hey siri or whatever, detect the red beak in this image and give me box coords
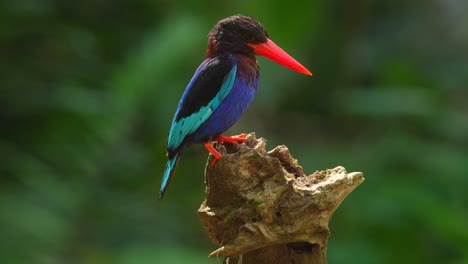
[248,38,312,76]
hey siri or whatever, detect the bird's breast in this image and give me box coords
[233,54,260,89]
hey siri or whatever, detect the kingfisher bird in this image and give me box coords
[160,15,312,199]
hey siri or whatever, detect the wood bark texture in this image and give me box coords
[198,133,364,264]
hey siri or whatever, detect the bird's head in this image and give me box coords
[207,15,312,76]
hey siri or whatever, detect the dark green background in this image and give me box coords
[1,0,467,263]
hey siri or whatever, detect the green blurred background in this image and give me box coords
[1,0,467,263]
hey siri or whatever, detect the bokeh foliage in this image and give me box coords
[1,0,467,263]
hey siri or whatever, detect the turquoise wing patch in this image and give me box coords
[167,63,237,150]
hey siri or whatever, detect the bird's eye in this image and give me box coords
[243,33,254,42]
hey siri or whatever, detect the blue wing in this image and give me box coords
[167,55,237,154]
[160,55,237,199]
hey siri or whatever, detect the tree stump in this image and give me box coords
[198,133,364,264]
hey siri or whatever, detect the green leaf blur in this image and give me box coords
[1,1,466,263]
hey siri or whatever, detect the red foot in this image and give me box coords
[204,142,222,166]
[214,133,247,144]
[204,134,247,166]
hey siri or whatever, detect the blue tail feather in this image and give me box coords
[160,153,180,199]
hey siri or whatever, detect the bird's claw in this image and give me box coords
[204,134,248,166]
[204,142,222,166]
[215,133,247,144]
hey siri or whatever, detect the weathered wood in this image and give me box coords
[198,133,364,263]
